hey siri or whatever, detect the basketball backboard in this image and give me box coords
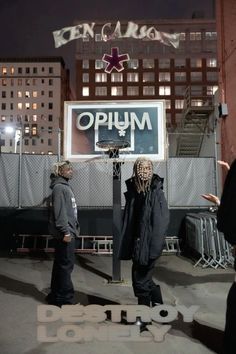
[64,100,167,161]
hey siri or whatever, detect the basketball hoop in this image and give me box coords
[95,139,130,177]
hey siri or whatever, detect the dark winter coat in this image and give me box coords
[49,176,80,240]
[118,174,169,265]
[217,159,236,245]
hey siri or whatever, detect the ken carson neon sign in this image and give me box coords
[53,21,180,48]
[76,111,153,134]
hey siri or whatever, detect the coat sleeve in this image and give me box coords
[52,185,70,235]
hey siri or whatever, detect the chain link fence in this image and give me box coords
[0,154,217,209]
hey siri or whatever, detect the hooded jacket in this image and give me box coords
[118,174,169,265]
[49,175,79,239]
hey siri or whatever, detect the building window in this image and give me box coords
[127,73,139,82]
[10,103,13,110]
[175,86,185,95]
[33,67,37,74]
[174,59,186,68]
[24,126,30,135]
[82,73,89,82]
[18,79,22,86]
[18,103,23,109]
[127,59,139,69]
[95,87,107,96]
[33,91,38,98]
[10,91,13,98]
[175,99,184,109]
[159,59,170,68]
[26,79,30,86]
[2,79,7,86]
[48,126,53,134]
[111,73,123,82]
[18,68,22,74]
[191,99,203,107]
[42,67,45,72]
[127,87,139,96]
[32,103,37,110]
[190,58,202,68]
[179,32,186,41]
[24,139,29,146]
[111,86,123,96]
[95,33,102,41]
[49,79,53,85]
[82,87,89,96]
[174,72,186,82]
[159,86,171,95]
[26,67,30,74]
[207,85,218,95]
[10,67,14,74]
[25,115,30,122]
[82,60,89,69]
[143,72,155,82]
[48,139,52,146]
[1,103,6,110]
[190,72,202,81]
[143,59,154,69]
[48,115,53,122]
[2,67,7,75]
[205,32,217,40]
[143,86,155,96]
[25,91,30,98]
[159,72,170,82]
[32,115,37,122]
[48,91,53,98]
[95,73,107,82]
[190,32,202,40]
[48,103,53,109]
[164,100,171,109]
[1,115,6,121]
[206,72,218,81]
[49,67,53,74]
[32,125,37,136]
[2,91,6,98]
[95,60,105,69]
[25,103,30,110]
[206,58,217,67]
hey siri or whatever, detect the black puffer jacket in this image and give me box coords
[118,174,169,265]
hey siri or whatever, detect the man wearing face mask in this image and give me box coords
[46,160,80,307]
[119,157,169,308]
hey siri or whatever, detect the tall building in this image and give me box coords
[75,18,218,133]
[216,0,236,165]
[0,57,70,155]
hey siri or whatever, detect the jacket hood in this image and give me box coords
[125,173,164,192]
[50,175,69,189]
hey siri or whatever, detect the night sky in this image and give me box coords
[0,0,215,84]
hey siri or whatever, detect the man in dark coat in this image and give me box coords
[119,157,169,307]
[46,160,80,307]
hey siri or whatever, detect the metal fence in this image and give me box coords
[0,153,217,208]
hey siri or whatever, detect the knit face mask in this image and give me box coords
[133,158,153,193]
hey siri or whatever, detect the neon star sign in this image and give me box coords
[102,47,130,73]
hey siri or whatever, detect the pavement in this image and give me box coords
[0,251,234,354]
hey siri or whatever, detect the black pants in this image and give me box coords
[132,258,161,304]
[50,238,75,305]
[223,281,236,353]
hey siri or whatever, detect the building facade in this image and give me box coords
[216,0,236,166]
[0,57,70,155]
[75,19,218,130]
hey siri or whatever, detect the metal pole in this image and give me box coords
[17,129,22,209]
[57,128,61,162]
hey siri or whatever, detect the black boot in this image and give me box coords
[151,285,163,307]
[136,296,151,332]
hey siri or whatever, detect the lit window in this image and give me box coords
[82,87,89,96]
[1,115,6,121]
[111,73,123,82]
[95,73,107,82]
[24,126,30,135]
[127,59,139,69]
[32,103,37,110]
[175,100,184,109]
[33,91,38,98]
[2,67,7,75]
[191,100,203,107]
[207,58,217,67]
[32,115,37,122]
[111,86,123,96]
[159,59,170,68]
[164,100,171,109]
[159,72,170,82]
[127,87,139,96]
[2,79,7,86]
[82,60,89,69]
[32,125,37,136]
[95,60,105,69]
[95,87,107,96]
[18,103,23,109]
[10,67,14,74]
[127,73,139,82]
[143,72,155,82]
[48,127,53,134]
[205,32,217,40]
[190,32,201,40]
[25,91,30,98]
[143,59,154,69]
[143,86,155,95]
[207,86,218,95]
[174,72,186,81]
[25,103,30,109]
[82,73,89,82]
[159,86,171,95]
[95,33,102,41]
[190,72,202,81]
